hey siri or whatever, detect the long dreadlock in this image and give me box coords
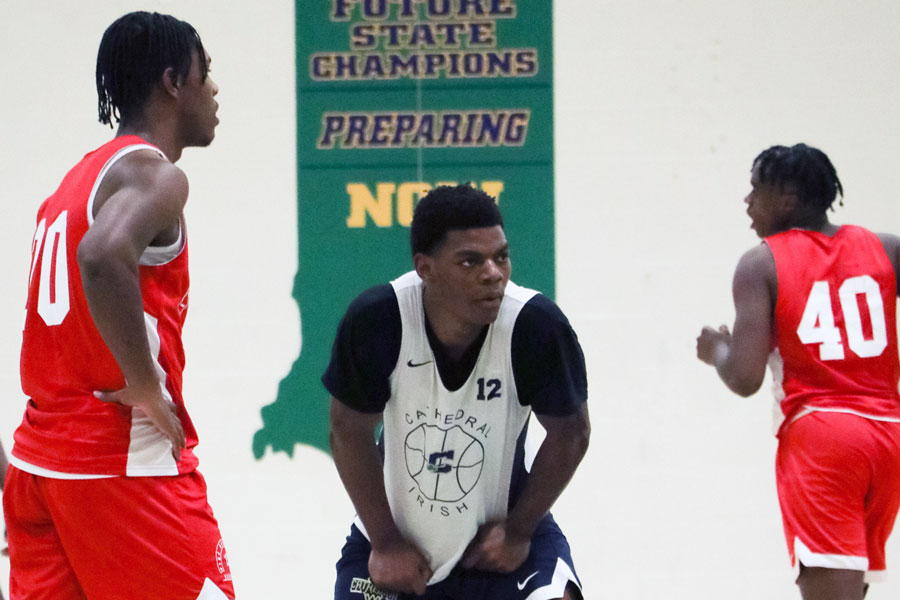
[752,143,845,211]
[96,11,207,127]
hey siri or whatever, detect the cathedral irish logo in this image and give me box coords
[404,424,485,502]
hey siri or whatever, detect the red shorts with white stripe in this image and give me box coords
[3,466,235,599]
[776,411,900,579]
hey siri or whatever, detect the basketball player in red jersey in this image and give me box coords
[698,144,900,600]
[4,12,233,599]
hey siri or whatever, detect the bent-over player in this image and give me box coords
[325,185,591,599]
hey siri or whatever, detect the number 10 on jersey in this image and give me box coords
[29,211,70,326]
[796,275,888,360]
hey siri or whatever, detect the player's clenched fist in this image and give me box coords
[697,324,731,367]
[368,537,433,596]
[460,521,531,573]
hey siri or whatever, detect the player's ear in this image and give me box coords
[778,187,799,213]
[161,67,180,98]
[413,253,432,281]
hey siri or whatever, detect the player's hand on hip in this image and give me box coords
[94,382,186,461]
[368,537,432,596]
[696,324,732,366]
[460,521,531,573]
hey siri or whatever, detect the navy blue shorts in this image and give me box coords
[334,514,582,600]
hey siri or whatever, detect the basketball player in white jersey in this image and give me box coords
[324,184,591,599]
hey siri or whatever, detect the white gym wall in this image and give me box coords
[2,1,900,598]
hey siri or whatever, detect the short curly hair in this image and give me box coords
[410,185,504,256]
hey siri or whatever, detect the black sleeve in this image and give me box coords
[321,284,401,413]
[511,294,588,416]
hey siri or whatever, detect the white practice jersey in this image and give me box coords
[381,271,538,584]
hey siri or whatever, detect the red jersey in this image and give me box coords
[14,136,199,476]
[767,225,900,435]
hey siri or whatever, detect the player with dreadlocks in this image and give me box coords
[4,11,232,599]
[698,144,900,600]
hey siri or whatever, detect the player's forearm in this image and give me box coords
[79,251,158,388]
[506,410,590,538]
[713,341,765,397]
[0,438,8,490]
[698,329,763,397]
[330,408,403,549]
[717,362,762,397]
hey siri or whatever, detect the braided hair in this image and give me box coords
[752,143,844,211]
[96,11,207,127]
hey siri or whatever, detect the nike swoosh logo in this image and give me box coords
[407,359,433,368]
[517,570,540,590]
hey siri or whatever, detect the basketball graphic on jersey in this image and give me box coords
[404,424,484,502]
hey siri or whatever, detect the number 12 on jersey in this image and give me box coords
[476,378,501,401]
[796,275,887,360]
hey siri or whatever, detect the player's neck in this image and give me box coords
[784,213,837,236]
[116,120,182,163]
[422,293,485,360]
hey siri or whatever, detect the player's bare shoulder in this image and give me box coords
[875,232,900,290]
[82,148,188,257]
[95,148,188,218]
[875,232,900,251]
[734,242,776,288]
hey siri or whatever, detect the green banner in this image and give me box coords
[253,0,554,457]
